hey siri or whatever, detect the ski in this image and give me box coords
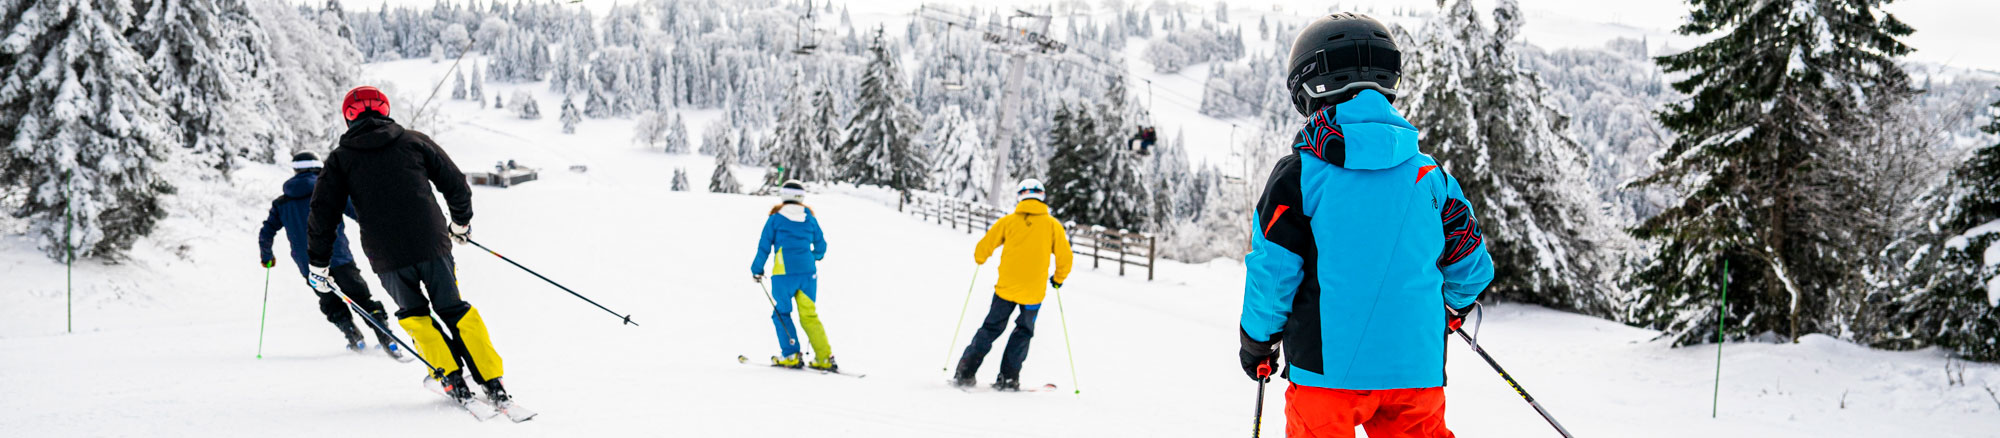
[949,381,1060,394]
[484,399,538,423]
[421,376,500,421]
[735,355,865,378]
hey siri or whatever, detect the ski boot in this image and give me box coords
[439,373,476,403]
[808,355,838,372]
[367,312,399,357]
[949,368,976,388]
[481,377,511,404]
[383,343,407,360]
[335,320,366,352]
[771,353,804,369]
[991,375,1021,392]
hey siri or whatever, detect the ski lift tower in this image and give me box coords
[980,9,1066,208]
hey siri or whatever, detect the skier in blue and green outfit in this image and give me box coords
[751,180,837,371]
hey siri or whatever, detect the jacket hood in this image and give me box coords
[282,172,317,199]
[1293,89,1419,170]
[340,116,403,150]
[776,203,809,222]
[1013,199,1049,216]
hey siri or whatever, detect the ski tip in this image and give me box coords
[736,355,749,364]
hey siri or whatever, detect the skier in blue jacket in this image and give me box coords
[1238,14,1494,438]
[751,180,837,371]
[258,152,401,357]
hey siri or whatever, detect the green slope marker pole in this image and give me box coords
[1713,260,1728,418]
[257,267,272,359]
[64,170,73,334]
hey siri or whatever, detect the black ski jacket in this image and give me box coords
[308,116,473,273]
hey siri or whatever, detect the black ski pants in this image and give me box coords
[313,263,390,338]
[380,255,495,381]
[958,294,1040,380]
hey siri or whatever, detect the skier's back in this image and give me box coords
[953,179,1075,391]
[750,180,837,371]
[1238,13,1494,438]
[307,86,511,405]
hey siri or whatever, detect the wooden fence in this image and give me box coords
[905,192,1155,280]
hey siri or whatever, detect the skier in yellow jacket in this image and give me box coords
[952,179,1075,391]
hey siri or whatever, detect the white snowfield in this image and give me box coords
[4,65,1999,437]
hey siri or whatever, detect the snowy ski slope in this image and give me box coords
[5,53,2000,438]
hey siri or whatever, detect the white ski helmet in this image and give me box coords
[1016,179,1046,202]
[780,180,807,203]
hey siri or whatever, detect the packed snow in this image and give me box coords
[4,55,1999,436]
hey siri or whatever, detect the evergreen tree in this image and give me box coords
[509,90,539,119]
[662,112,690,154]
[766,84,827,182]
[469,63,485,102]
[1045,103,1100,223]
[0,0,178,259]
[453,71,468,100]
[834,28,928,193]
[135,0,265,173]
[926,105,989,203]
[671,167,691,191]
[1401,0,1615,316]
[1875,90,2000,360]
[559,95,581,134]
[710,143,742,194]
[1630,0,1915,344]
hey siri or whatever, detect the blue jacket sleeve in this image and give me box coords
[809,215,827,261]
[751,215,777,275]
[1436,173,1494,310]
[1241,155,1311,343]
[258,203,282,262]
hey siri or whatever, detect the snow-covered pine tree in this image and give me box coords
[662,112,690,154]
[926,105,989,203]
[709,143,742,194]
[1873,90,2000,360]
[1089,78,1150,232]
[700,119,733,156]
[453,71,468,100]
[1630,0,1915,344]
[469,64,486,102]
[494,93,504,109]
[765,83,826,182]
[510,90,539,119]
[1045,103,1102,224]
[559,95,581,134]
[1400,0,1615,316]
[0,0,178,259]
[735,128,761,166]
[135,0,266,173]
[671,167,691,191]
[834,28,928,193]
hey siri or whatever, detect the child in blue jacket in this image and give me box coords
[751,180,836,371]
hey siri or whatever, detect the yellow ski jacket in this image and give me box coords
[973,199,1075,305]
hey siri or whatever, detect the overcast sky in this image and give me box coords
[336,0,1999,72]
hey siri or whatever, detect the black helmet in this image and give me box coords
[1286,13,1402,117]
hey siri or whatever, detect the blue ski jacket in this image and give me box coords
[752,202,828,276]
[1240,90,1495,390]
[260,172,359,277]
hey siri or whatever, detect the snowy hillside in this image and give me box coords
[4,48,1999,436]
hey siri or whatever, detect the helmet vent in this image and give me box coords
[1335,75,1350,82]
[1330,33,1345,41]
[1374,32,1389,38]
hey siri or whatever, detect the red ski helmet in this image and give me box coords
[341,86,391,121]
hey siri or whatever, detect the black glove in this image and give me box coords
[1239,328,1280,381]
[1049,277,1063,289]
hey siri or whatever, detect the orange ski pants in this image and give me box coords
[1285,384,1455,438]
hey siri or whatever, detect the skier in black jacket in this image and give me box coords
[306,86,509,404]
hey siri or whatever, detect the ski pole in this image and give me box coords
[257,267,271,359]
[1252,360,1273,438]
[327,282,447,379]
[465,239,638,326]
[1051,284,1081,394]
[941,265,982,373]
[1448,307,1573,438]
